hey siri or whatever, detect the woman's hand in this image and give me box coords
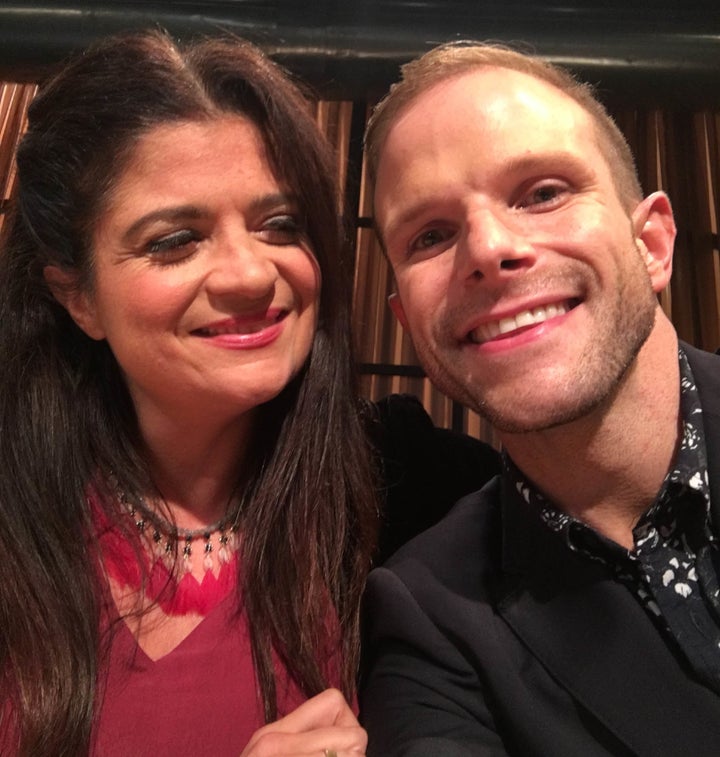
[240,688,367,756]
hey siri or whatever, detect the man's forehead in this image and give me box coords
[386,67,589,148]
[375,67,598,205]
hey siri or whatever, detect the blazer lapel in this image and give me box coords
[495,475,720,757]
[684,343,720,523]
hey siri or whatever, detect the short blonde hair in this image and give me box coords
[365,42,642,211]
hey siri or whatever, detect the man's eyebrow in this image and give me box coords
[500,151,590,177]
[120,193,297,244]
[382,197,446,248]
[499,152,599,199]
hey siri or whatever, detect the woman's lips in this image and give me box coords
[192,309,286,337]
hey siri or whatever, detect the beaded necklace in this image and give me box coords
[96,484,242,617]
[121,489,241,576]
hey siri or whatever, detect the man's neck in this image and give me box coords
[501,317,681,550]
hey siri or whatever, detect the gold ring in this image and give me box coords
[324,751,338,757]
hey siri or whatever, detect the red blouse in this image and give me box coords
[91,593,307,756]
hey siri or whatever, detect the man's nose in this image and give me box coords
[458,208,537,283]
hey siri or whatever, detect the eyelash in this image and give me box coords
[517,181,568,209]
[408,227,455,255]
[147,229,200,255]
[261,213,304,243]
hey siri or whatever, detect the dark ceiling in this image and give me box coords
[1,1,719,106]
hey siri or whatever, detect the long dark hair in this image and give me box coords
[0,30,377,755]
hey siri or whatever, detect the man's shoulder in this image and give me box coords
[682,341,720,379]
[381,476,503,594]
[683,341,720,417]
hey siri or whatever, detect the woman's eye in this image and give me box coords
[147,229,201,260]
[408,227,454,254]
[261,214,304,244]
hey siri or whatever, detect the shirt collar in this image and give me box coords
[504,347,712,557]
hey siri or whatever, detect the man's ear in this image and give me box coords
[43,265,105,340]
[631,191,676,294]
[388,291,409,331]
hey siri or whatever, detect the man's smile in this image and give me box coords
[467,298,580,344]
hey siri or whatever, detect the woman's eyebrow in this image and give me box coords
[249,192,298,213]
[122,206,205,244]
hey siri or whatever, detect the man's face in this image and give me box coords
[375,68,664,433]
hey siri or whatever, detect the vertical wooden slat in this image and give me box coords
[691,114,720,350]
[661,112,700,344]
[0,82,37,234]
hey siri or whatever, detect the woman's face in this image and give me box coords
[64,117,320,430]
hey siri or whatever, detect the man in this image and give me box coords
[360,43,720,756]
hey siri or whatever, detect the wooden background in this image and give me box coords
[2,86,718,443]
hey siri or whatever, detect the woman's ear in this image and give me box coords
[43,265,105,340]
[631,191,676,294]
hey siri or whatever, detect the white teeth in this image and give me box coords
[498,316,517,335]
[515,311,535,328]
[220,323,264,335]
[196,312,284,337]
[197,322,267,337]
[469,301,571,344]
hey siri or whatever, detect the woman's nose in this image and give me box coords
[205,234,278,298]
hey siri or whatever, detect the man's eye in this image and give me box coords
[409,227,453,253]
[519,182,568,208]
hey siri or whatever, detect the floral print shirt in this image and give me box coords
[506,348,720,692]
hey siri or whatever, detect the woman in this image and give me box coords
[0,29,378,755]
[0,30,500,756]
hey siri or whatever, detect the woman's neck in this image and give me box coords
[135,405,258,528]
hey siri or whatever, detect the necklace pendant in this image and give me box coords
[162,540,175,571]
[182,537,193,574]
[152,530,164,558]
[203,540,213,572]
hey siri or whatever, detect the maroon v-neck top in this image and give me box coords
[91,593,308,755]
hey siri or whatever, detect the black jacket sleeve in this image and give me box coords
[362,565,508,756]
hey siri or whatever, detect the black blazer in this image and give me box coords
[361,344,720,757]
